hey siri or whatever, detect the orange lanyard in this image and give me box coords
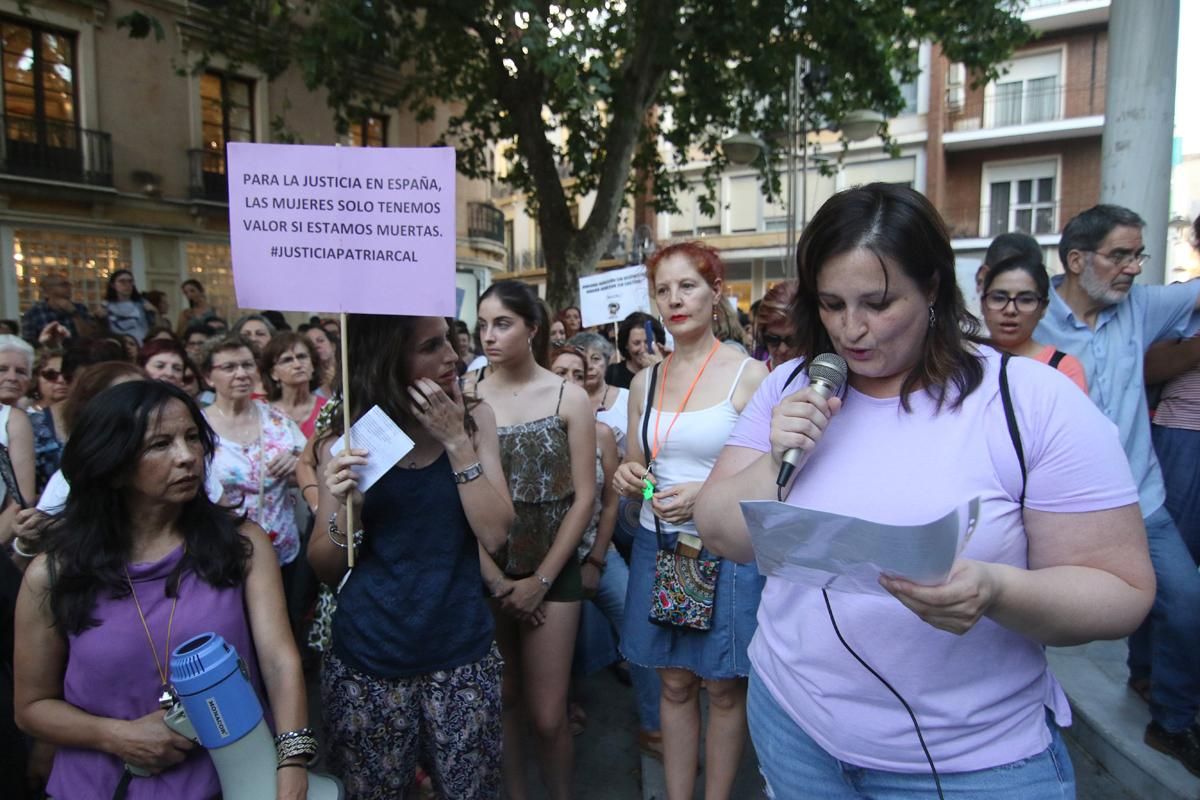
[649,339,721,467]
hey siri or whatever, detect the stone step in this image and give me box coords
[1048,640,1200,800]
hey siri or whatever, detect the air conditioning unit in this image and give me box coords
[946,63,966,112]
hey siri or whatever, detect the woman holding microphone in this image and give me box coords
[696,184,1153,799]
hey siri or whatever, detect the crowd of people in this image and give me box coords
[0,183,1196,800]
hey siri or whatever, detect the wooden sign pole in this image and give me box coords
[339,311,355,568]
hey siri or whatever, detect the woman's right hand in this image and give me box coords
[323,448,368,508]
[613,461,651,500]
[113,710,195,774]
[769,386,843,467]
[634,343,667,370]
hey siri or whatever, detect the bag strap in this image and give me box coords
[1048,349,1068,370]
[782,361,807,392]
[640,363,665,542]
[999,353,1027,507]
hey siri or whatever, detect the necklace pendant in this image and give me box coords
[158,685,175,709]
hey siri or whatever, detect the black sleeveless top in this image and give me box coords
[332,452,493,677]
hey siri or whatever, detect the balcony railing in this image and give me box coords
[188,148,228,203]
[0,114,112,186]
[949,83,1104,132]
[468,201,505,244]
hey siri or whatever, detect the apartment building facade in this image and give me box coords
[495,0,1111,315]
[0,0,506,330]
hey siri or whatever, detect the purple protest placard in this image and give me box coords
[226,143,456,315]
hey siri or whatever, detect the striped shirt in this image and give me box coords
[1154,335,1200,431]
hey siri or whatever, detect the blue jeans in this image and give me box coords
[1126,504,1200,731]
[587,548,661,731]
[747,670,1075,799]
[1152,425,1200,562]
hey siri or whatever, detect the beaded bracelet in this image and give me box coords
[275,729,318,766]
[326,512,363,550]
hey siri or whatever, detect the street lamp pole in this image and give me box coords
[786,54,810,278]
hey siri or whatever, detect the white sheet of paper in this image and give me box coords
[739,497,981,595]
[331,405,415,493]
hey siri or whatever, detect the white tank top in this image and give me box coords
[638,358,752,537]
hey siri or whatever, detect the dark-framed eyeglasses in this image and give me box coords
[983,291,1044,313]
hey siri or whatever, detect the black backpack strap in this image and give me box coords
[1048,349,1067,370]
[999,353,1027,506]
[782,361,807,392]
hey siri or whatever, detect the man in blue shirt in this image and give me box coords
[1035,204,1200,775]
[19,273,96,345]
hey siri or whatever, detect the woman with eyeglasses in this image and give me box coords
[201,334,305,571]
[28,349,70,493]
[980,255,1087,392]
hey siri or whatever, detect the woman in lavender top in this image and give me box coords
[13,380,309,799]
[696,184,1154,799]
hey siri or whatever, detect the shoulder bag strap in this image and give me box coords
[1048,349,1068,370]
[999,352,1027,507]
[640,364,665,543]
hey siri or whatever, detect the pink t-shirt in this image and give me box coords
[1032,344,1087,393]
[727,347,1136,773]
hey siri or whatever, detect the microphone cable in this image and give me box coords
[822,589,944,800]
[776,484,944,799]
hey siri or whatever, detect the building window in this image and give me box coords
[983,160,1058,237]
[13,229,130,313]
[668,182,721,237]
[986,51,1061,129]
[200,71,255,156]
[2,19,85,180]
[185,242,236,320]
[350,115,387,147]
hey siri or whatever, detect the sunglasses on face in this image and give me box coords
[762,334,795,349]
[40,369,64,382]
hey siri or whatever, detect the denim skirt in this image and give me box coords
[620,525,765,679]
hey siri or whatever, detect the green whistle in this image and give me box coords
[642,476,655,501]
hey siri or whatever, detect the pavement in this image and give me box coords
[307,650,1146,799]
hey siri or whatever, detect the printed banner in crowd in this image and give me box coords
[226,142,456,316]
[579,264,652,327]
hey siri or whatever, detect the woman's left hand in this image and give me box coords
[501,576,549,624]
[409,378,468,447]
[650,482,703,525]
[880,560,1000,635]
[266,449,300,479]
[276,763,308,800]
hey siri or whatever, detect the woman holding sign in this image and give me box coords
[469,281,595,800]
[311,315,511,800]
[611,242,766,800]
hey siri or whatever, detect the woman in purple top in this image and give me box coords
[13,380,310,800]
[696,184,1155,799]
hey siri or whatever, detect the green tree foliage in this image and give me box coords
[163,0,1029,307]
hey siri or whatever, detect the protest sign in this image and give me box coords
[226,142,456,316]
[578,264,651,327]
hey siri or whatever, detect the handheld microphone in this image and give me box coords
[776,352,848,488]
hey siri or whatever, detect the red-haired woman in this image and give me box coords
[137,339,188,389]
[612,242,767,800]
